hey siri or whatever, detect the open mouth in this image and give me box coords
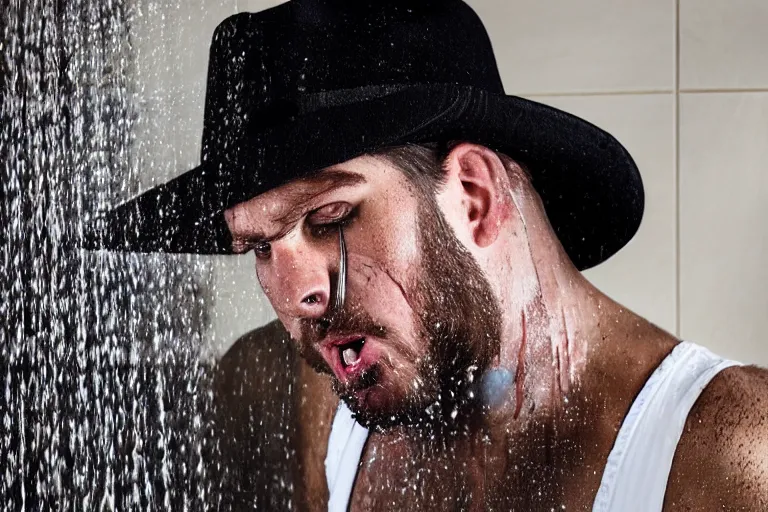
[338,337,365,369]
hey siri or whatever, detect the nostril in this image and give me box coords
[302,293,320,305]
[299,291,329,316]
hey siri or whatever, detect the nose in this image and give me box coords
[262,237,335,321]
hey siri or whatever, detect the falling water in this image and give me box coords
[0,1,227,509]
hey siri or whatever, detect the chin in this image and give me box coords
[336,370,455,432]
[343,398,421,431]
[342,367,485,436]
[333,370,406,427]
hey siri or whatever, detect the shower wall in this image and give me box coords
[2,1,215,508]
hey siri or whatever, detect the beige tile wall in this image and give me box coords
[131,1,768,365]
[679,92,768,364]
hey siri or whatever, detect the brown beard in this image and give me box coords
[298,192,503,433]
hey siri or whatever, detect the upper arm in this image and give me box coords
[210,320,338,512]
[665,365,768,511]
[209,321,301,509]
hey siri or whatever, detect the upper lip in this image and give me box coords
[320,334,365,350]
[319,334,366,376]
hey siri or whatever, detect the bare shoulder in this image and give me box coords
[214,319,296,393]
[211,321,338,511]
[665,364,768,511]
[209,321,301,509]
[212,320,299,444]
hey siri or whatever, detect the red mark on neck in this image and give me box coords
[514,310,527,419]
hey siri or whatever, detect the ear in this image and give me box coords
[442,143,510,248]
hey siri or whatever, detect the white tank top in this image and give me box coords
[324,342,740,512]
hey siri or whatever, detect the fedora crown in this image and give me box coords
[201,0,503,170]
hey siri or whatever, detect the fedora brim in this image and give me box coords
[82,84,643,271]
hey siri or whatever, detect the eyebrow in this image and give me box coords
[230,168,366,251]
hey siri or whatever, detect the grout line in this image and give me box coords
[674,0,681,338]
[520,89,673,98]
[680,87,768,94]
[521,89,768,101]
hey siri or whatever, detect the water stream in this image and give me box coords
[1,1,223,508]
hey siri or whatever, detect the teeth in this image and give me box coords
[342,347,359,366]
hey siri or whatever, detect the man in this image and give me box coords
[86,0,768,510]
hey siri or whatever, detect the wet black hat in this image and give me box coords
[84,0,643,270]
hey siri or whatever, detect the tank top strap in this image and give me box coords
[323,342,738,512]
[325,401,369,512]
[592,341,741,511]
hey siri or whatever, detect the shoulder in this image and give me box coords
[208,321,300,508]
[665,363,768,510]
[214,319,295,391]
[212,320,299,433]
[211,321,337,511]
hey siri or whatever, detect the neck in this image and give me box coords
[361,269,677,509]
[477,193,678,438]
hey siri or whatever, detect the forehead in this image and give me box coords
[223,154,404,236]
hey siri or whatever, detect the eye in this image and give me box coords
[306,202,355,236]
[232,238,272,260]
[252,240,272,259]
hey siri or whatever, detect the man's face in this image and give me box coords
[225,154,501,429]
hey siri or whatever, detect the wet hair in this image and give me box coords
[370,142,451,197]
[371,141,532,199]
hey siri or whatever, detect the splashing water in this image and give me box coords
[0,1,229,509]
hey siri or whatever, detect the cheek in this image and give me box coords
[347,252,420,332]
[346,256,430,371]
[254,268,280,310]
[352,192,421,269]
[275,311,299,340]
[435,185,472,247]
[252,266,299,337]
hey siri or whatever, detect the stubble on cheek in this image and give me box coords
[286,254,424,384]
[347,253,422,340]
[336,255,432,412]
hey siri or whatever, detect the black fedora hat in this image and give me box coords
[84,0,643,271]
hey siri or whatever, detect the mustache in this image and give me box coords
[297,301,388,347]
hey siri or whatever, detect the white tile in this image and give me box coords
[680,0,768,90]
[467,0,675,94]
[679,92,768,366]
[236,0,286,12]
[527,94,677,332]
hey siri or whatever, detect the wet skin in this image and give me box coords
[225,157,440,423]
[221,144,768,510]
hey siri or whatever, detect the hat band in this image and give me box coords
[295,83,414,113]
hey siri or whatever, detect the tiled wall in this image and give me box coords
[132,1,768,364]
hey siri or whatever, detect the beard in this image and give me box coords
[299,193,503,433]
